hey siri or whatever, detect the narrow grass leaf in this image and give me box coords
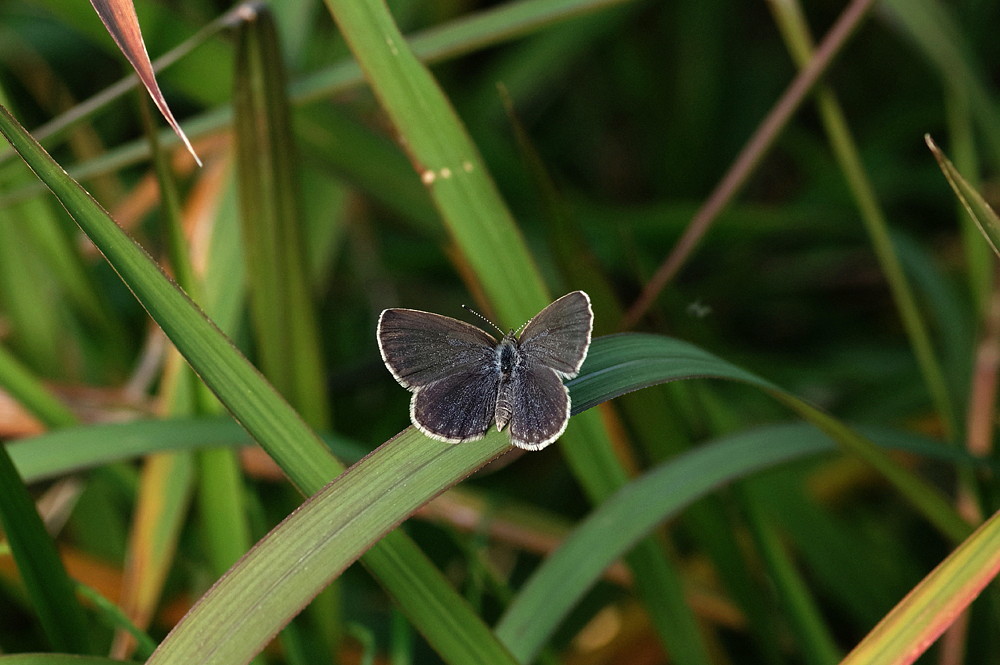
[0,344,78,428]
[495,425,838,662]
[568,334,970,543]
[233,6,330,428]
[144,429,513,665]
[89,0,201,165]
[927,134,1000,259]
[0,444,91,654]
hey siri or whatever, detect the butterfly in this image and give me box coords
[377,291,593,450]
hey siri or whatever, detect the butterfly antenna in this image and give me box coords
[462,304,506,335]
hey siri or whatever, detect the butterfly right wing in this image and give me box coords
[518,291,593,378]
[377,308,498,389]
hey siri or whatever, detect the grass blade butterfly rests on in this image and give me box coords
[378,291,593,450]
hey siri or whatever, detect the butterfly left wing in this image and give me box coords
[411,367,501,443]
[518,291,593,378]
[377,308,497,389]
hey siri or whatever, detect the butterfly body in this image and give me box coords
[377,291,593,450]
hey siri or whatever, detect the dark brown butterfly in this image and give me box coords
[377,291,593,450]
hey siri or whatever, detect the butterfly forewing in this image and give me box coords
[518,291,593,378]
[378,308,497,389]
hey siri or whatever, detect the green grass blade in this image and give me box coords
[0,444,91,654]
[495,425,838,662]
[233,7,330,428]
[145,429,513,665]
[927,135,1000,259]
[0,343,78,428]
[568,334,970,543]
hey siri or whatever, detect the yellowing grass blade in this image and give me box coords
[840,508,1000,665]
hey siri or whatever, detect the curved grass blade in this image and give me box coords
[494,424,838,661]
[570,334,970,544]
[0,104,521,665]
[145,429,512,665]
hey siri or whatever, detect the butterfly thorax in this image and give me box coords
[498,332,520,375]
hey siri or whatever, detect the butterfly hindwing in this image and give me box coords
[504,361,571,450]
[411,367,501,443]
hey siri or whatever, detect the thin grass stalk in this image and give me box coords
[768,0,958,440]
[233,6,331,430]
[623,0,877,327]
[742,483,840,665]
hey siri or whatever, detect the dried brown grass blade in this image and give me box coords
[90,0,202,166]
